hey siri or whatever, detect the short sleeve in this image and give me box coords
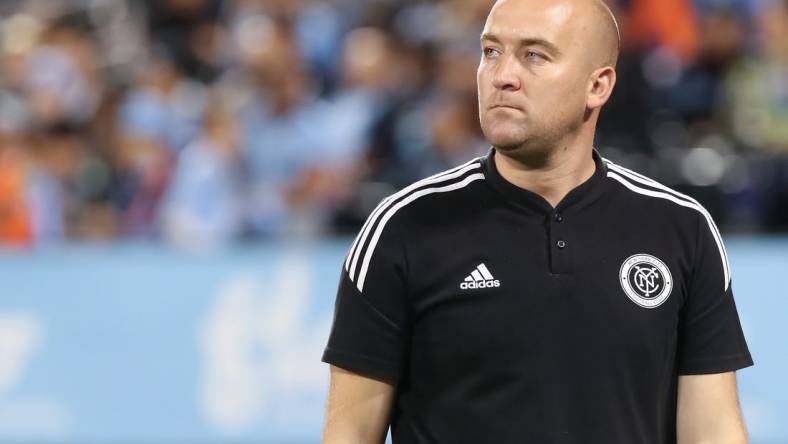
[677,212,753,375]
[321,209,410,383]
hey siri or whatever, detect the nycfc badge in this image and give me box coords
[619,254,673,308]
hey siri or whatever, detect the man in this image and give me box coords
[321,0,753,442]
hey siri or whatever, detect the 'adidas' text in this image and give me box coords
[459,263,501,290]
[460,280,500,290]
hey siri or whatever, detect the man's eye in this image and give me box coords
[525,51,543,60]
[483,47,499,57]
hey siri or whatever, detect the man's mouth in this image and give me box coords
[490,104,522,111]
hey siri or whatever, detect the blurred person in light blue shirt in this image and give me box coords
[117,50,205,154]
[235,22,399,237]
[160,94,243,249]
[232,18,351,237]
[114,51,206,235]
[321,27,394,168]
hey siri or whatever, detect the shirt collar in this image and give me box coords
[481,146,608,215]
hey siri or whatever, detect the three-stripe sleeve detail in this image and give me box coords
[604,159,731,290]
[346,159,485,292]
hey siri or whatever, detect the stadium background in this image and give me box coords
[0,0,786,442]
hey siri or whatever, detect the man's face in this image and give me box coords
[477,0,592,156]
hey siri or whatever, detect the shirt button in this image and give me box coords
[555,213,564,222]
[556,240,567,249]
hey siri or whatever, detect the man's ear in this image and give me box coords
[587,66,617,110]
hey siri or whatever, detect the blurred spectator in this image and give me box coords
[145,0,226,82]
[160,93,243,248]
[622,0,700,63]
[117,51,204,155]
[724,0,788,153]
[663,7,745,127]
[23,20,101,127]
[721,0,788,229]
[113,51,205,235]
[229,17,334,236]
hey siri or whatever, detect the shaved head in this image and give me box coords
[485,0,620,68]
[589,0,620,68]
[477,0,619,160]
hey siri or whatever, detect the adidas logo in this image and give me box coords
[460,263,501,290]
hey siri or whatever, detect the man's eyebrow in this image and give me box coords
[480,33,562,57]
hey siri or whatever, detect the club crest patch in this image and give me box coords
[619,254,673,308]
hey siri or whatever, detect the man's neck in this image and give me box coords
[494,144,597,208]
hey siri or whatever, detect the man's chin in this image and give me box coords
[482,123,529,149]
[484,133,528,152]
[490,141,525,152]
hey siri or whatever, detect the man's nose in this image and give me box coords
[491,54,521,91]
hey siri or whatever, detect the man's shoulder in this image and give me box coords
[375,157,489,223]
[602,156,710,224]
[603,156,732,288]
[343,157,488,293]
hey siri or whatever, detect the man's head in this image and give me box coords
[477,0,619,160]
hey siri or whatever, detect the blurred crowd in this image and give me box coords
[0,0,787,248]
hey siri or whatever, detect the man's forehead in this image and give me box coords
[481,0,620,67]
[482,0,577,42]
[490,0,575,21]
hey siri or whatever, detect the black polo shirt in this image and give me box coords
[322,147,753,443]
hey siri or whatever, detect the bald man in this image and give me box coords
[321,1,752,442]
[476,0,618,208]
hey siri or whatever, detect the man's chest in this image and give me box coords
[403,211,692,379]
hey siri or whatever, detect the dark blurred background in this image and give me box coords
[0,1,787,443]
[1,0,787,250]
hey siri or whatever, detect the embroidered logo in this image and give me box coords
[619,254,673,308]
[460,263,500,290]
